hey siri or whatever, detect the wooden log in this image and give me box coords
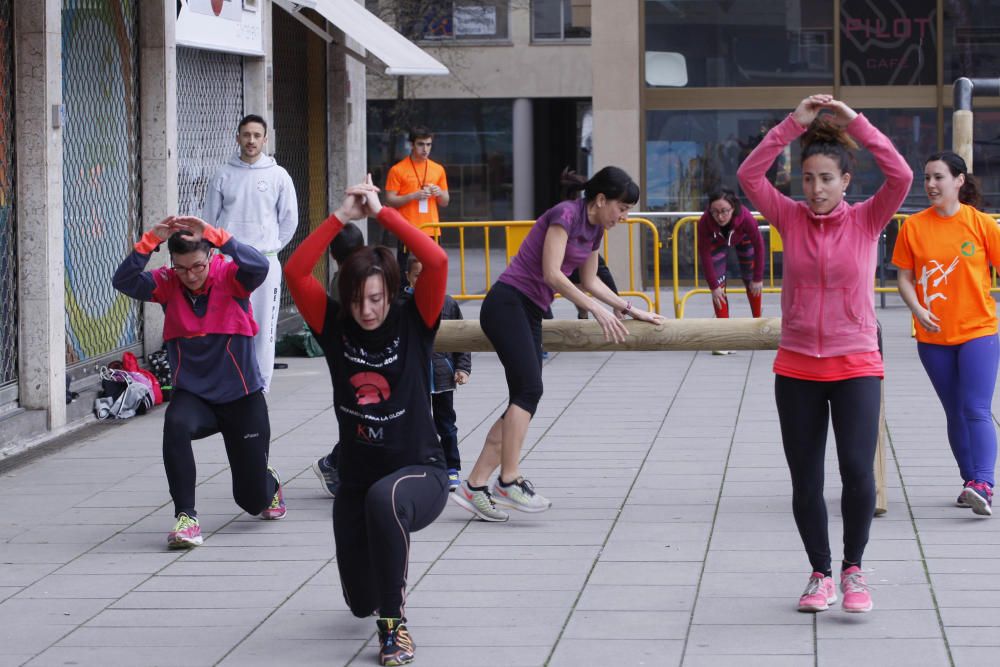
[434,317,782,353]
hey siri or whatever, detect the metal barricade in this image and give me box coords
[0,0,15,393]
[419,219,661,313]
[176,47,244,216]
[62,0,143,367]
[670,212,939,318]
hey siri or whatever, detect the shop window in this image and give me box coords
[945,0,1000,83]
[532,0,590,41]
[645,109,792,211]
[840,0,936,85]
[644,0,832,88]
[415,1,510,41]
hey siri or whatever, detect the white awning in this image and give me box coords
[273,0,449,77]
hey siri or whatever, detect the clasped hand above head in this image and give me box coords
[150,215,210,242]
[335,174,383,221]
[792,94,859,128]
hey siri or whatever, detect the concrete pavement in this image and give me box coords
[0,293,997,666]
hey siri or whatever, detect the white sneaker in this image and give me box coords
[491,477,552,513]
[450,481,509,522]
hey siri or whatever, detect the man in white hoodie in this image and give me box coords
[203,114,298,391]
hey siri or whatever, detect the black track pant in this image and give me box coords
[480,282,544,416]
[334,465,449,619]
[162,389,275,518]
[774,375,881,574]
[432,391,460,470]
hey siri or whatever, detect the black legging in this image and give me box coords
[480,282,544,416]
[162,389,275,518]
[774,375,881,574]
[334,465,449,619]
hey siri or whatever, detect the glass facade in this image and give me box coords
[639,1,1000,283]
[367,99,513,223]
[644,0,833,87]
[944,0,1000,81]
[646,109,789,212]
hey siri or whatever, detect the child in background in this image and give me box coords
[402,256,471,490]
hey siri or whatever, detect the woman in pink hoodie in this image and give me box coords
[738,94,912,614]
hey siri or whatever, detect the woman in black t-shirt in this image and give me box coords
[285,177,449,667]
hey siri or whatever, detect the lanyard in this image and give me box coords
[408,157,429,188]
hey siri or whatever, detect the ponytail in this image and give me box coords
[800,116,857,174]
[926,151,982,209]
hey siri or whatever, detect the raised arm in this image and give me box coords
[112,219,174,302]
[695,210,719,286]
[377,206,447,328]
[284,213,344,333]
[847,112,913,237]
[743,208,766,283]
[736,116,805,232]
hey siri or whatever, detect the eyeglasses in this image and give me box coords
[711,207,734,217]
[173,261,209,275]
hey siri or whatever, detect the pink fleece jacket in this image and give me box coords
[737,113,912,358]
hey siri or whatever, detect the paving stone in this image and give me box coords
[1,302,983,664]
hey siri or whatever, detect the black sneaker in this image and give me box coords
[377,618,415,666]
[311,456,340,498]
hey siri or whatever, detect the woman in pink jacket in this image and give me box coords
[738,94,912,614]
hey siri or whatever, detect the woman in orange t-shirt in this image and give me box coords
[892,151,1000,517]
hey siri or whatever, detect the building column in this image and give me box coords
[513,97,534,220]
[590,2,642,292]
[14,0,65,428]
[138,1,178,356]
[244,1,272,144]
[328,16,368,245]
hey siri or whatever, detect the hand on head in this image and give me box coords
[793,95,857,128]
[150,215,207,242]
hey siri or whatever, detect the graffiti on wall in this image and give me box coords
[62,0,142,365]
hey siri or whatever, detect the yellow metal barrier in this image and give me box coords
[672,213,912,318]
[419,218,662,314]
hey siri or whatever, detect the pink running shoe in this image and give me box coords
[956,481,974,508]
[840,566,873,613]
[167,513,202,549]
[960,481,993,517]
[260,466,287,520]
[798,572,837,612]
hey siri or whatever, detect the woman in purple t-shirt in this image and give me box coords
[450,166,664,521]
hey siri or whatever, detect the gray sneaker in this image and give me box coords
[491,477,552,513]
[450,481,509,522]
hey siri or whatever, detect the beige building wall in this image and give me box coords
[591,1,642,291]
[367,1,591,100]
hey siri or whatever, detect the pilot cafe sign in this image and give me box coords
[176,0,264,56]
[840,2,936,86]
